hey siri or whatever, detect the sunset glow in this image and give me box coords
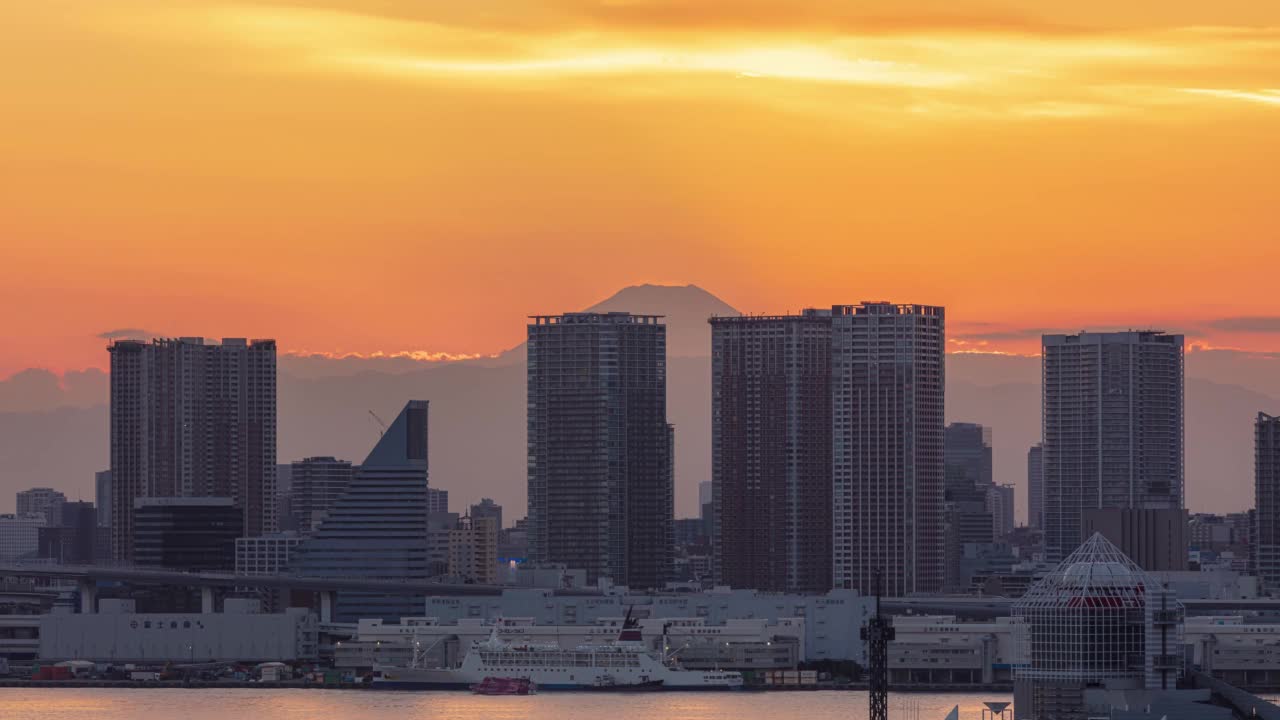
[3,0,1279,375]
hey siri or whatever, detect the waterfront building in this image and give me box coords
[288,457,354,532]
[527,312,673,588]
[108,337,277,561]
[889,615,1025,687]
[38,598,318,663]
[709,311,833,593]
[0,514,47,561]
[1027,445,1043,531]
[133,497,242,572]
[1041,331,1184,562]
[1014,533,1184,719]
[1257,413,1280,591]
[15,488,66,524]
[1186,616,1280,691]
[832,302,945,596]
[292,401,434,621]
[95,471,112,530]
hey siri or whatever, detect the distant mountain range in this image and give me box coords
[1,285,1276,520]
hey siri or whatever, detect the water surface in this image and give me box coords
[0,688,1011,720]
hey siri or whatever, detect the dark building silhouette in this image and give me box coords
[709,311,832,593]
[944,423,993,502]
[1041,331,1183,561]
[527,313,673,588]
[132,497,242,572]
[109,337,277,561]
[37,501,107,565]
[832,302,945,596]
[1027,444,1043,531]
[1256,413,1280,589]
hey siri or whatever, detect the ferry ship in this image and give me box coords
[373,613,744,691]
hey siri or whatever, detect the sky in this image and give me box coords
[3,0,1280,377]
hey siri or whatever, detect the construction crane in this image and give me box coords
[862,569,894,720]
[367,410,388,437]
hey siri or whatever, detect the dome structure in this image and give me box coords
[1014,533,1184,719]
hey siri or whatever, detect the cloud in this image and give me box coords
[97,328,154,340]
[1206,316,1280,333]
[1181,88,1280,107]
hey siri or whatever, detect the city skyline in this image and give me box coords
[2,283,1277,525]
[4,2,1280,377]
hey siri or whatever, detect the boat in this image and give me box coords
[373,611,743,691]
[472,676,536,695]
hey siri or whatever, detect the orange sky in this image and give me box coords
[2,0,1279,376]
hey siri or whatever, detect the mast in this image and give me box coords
[861,569,894,720]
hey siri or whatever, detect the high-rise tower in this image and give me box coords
[831,302,945,596]
[1041,331,1183,562]
[710,310,832,593]
[527,312,673,588]
[1255,413,1280,590]
[108,337,277,561]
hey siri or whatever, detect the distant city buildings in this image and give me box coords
[289,457,355,533]
[1256,413,1280,590]
[16,488,66,524]
[37,501,106,565]
[470,498,502,531]
[0,514,47,561]
[945,423,992,502]
[1041,331,1184,562]
[1082,507,1189,571]
[832,302,945,596]
[943,423,996,590]
[526,313,674,589]
[709,311,832,593]
[1027,444,1043,531]
[292,400,434,621]
[95,471,112,529]
[448,515,498,584]
[428,487,449,516]
[987,484,1016,540]
[108,337,277,561]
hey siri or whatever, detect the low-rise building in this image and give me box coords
[1186,616,1280,690]
[888,615,1024,686]
[39,598,319,663]
[235,533,304,576]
